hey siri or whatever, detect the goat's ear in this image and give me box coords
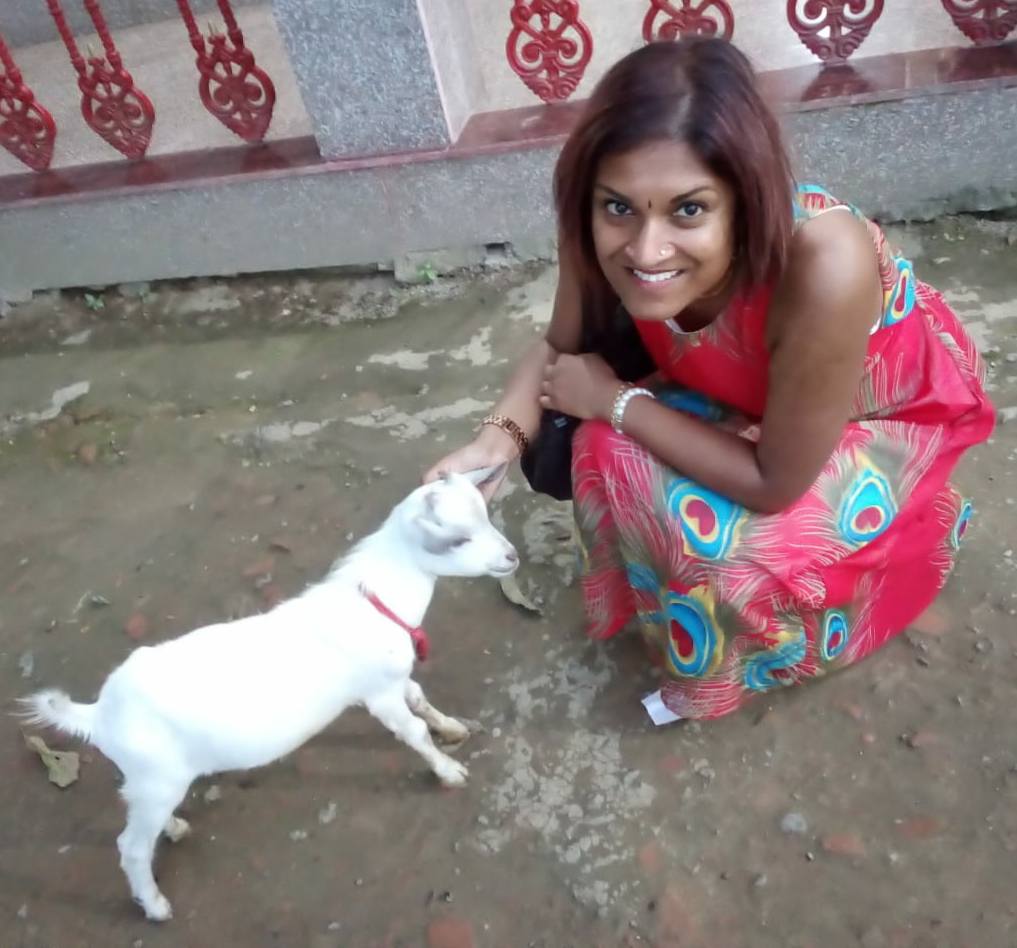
[421,489,443,523]
[415,491,456,553]
[462,463,508,489]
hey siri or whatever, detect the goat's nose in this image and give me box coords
[505,548,519,566]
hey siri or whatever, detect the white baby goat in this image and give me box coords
[20,466,517,922]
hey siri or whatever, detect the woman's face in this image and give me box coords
[591,139,737,324]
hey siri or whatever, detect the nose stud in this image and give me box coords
[659,244,673,259]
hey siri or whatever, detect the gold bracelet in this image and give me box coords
[480,414,530,454]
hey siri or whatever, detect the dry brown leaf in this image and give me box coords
[24,734,79,788]
[498,575,542,616]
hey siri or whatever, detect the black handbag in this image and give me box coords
[520,304,655,501]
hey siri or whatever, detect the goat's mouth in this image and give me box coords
[489,563,518,577]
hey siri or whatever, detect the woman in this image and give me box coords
[425,38,994,721]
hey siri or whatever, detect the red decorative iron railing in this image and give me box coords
[0,31,57,171]
[46,0,156,159]
[506,0,593,103]
[941,0,1017,44]
[642,1,735,43]
[2,0,1015,174]
[176,0,276,142]
[786,1,886,63]
[505,0,1016,103]
[2,0,276,174]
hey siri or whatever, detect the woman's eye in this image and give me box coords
[604,199,632,217]
[675,202,704,219]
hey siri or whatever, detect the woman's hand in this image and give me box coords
[540,353,621,421]
[423,426,518,501]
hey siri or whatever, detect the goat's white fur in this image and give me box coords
[19,467,516,922]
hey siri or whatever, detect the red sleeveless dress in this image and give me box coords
[571,185,995,720]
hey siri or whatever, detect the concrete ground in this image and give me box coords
[1,216,1016,948]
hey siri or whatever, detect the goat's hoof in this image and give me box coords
[142,894,173,922]
[436,758,469,787]
[164,817,191,843]
[436,719,471,745]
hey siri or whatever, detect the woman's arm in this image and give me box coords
[490,243,585,435]
[546,211,882,513]
[423,243,585,492]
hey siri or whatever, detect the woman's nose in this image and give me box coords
[627,221,675,268]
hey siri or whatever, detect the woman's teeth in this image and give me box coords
[632,268,679,283]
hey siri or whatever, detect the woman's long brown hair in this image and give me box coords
[553,37,795,322]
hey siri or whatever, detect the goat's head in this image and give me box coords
[405,465,518,578]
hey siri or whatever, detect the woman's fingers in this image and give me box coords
[422,463,445,483]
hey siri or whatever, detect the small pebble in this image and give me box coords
[76,442,98,465]
[18,651,34,679]
[290,829,308,841]
[692,758,716,781]
[780,811,808,835]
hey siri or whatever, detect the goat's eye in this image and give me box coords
[449,537,470,549]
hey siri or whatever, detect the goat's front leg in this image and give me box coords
[365,687,468,787]
[405,679,470,744]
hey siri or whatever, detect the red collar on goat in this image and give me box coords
[359,585,429,661]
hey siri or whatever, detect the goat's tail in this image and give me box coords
[16,689,96,742]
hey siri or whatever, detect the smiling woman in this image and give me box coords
[425,38,995,722]
[589,148,737,330]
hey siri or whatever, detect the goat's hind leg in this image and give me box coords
[117,778,191,921]
[405,679,470,744]
[366,687,468,787]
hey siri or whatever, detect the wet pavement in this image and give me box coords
[1,216,1016,948]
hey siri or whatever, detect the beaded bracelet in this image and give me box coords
[610,385,654,433]
[480,414,530,454]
